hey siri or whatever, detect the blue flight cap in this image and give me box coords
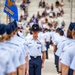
[9,22,15,31]
[0,24,6,35]
[56,27,62,32]
[60,29,64,34]
[13,20,18,29]
[68,22,75,31]
[73,26,75,30]
[6,24,13,34]
[32,24,39,31]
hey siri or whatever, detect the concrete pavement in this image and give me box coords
[42,46,59,75]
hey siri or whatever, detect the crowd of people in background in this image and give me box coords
[19,0,31,21]
[24,0,65,33]
[19,0,65,32]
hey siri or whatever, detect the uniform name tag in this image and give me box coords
[37,42,41,44]
[29,43,32,44]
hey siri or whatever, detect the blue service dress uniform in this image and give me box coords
[44,31,51,59]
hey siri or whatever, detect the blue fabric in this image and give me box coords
[55,54,59,72]
[32,24,39,31]
[68,22,75,31]
[46,42,50,59]
[29,57,42,75]
[13,21,18,28]
[73,26,75,30]
[0,24,6,35]
[68,68,73,75]
[6,24,13,34]
[56,28,62,32]
[4,0,18,21]
[9,21,16,31]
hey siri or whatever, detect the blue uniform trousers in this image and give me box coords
[54,54,59,72]
[46,42,50,59]
[29,56,42,75]
[68,68,73,75]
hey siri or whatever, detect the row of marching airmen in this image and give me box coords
[51,22,75,75]
[0,21,47,75]
[0,20,30,75]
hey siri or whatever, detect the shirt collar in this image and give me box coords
[31,37,40,41]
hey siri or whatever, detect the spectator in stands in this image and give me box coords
[31,14,38,24]
[60,7,64,15]
[20,2,25,10]
[51,3,54,11]
[49,12,53,18]
[46,7,50,16]
[43,8,47,16]
[22,0,26,3]
[20,0,29,18]
[45,18,50,29]
[50,12,57,29]
[38,0,42,8]
[19,14,23,22]
[36,11,41,20]
[61,20,65,29]
[28,19,34,28]
[55,0,60,8]
[45,3,49,9]
[26,0,31,4]
[57,12,64,28]
[39,12,46,29]
[42,0,45,8]
[60,0,64,7]
[54,16,59,28]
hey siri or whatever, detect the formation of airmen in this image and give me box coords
[0,21,46,75]
[0,21,29,75]
[51,22,75,75]
[0,18,75,75]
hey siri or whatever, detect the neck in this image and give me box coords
[33,36,38,40]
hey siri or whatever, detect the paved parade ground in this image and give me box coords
[42,46,59,75]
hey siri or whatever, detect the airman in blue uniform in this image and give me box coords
[44,28,51,59]
[60,22,75,75]
[0,24,16,75]
[25,24,46,75]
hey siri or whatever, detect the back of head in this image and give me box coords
[6,24,13,35]
[68,22,75,31]
[59,29,64,36]
[0,24,6,42]
[72,26,75,35]
[0,24,6,35]
[9,21,15,31]
[44,28,48,32]
[56,27,62,33]
[13,20,18,29]
[67,22,75,38]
